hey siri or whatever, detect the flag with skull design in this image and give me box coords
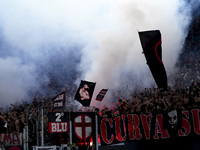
[74,80,96,106]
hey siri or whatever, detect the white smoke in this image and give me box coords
[82,0,193,106]
[0,0,110,107]
[0,57,38,107]
[0,0,197,108]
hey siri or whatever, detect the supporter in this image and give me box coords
[0,112,6,148]
[194,91,200,106]
[113,109,120,117]
[140,104,149,114]
[117,99,125,114]
[7,117,13,133]
[189,90,195,106]
[27,114,36,141]
[126,102,135,114]
[182,98,190,110]
[101,109,108,117]
[104,107,112,118]
[118,99,123,107]
[19,116,26,133]
[134,98,143,113]
[148,102,156,114]
[121,102,128,114]
[94,108,100,115]
[110,101,118,113]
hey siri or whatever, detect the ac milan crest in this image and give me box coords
[72,112,95,143]
[74,114,93,141]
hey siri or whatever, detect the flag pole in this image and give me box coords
[69,114,72,149]
[95,114,98,150]
[40,99,44,146]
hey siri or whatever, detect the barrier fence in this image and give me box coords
[27,106,99,150]
[4,106,200,150]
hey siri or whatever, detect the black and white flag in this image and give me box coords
[74,80,96,106]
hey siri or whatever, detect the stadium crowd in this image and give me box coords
[0,13,199,149]
[0,80,200,146]
[98,81,200,117]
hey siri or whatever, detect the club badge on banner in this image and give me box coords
[71,112,95,143]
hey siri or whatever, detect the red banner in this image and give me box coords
[48,112,69,133]
[48,122,69,133]
[99,109,200,145]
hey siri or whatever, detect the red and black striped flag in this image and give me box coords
[95,89,108,101]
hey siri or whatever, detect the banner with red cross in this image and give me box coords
[71,112,95,144]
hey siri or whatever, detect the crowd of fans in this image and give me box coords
[172,15,200,88]
[1,80,200,147]
[97,81,200,118]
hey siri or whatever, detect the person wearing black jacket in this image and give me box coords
[0,112,6,149]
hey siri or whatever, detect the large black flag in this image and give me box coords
[74,80,96,106]
[138,30,168,90]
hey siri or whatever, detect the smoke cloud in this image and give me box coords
[82,0,195,106]
[0,0,198,108]
[0,0,110,108]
